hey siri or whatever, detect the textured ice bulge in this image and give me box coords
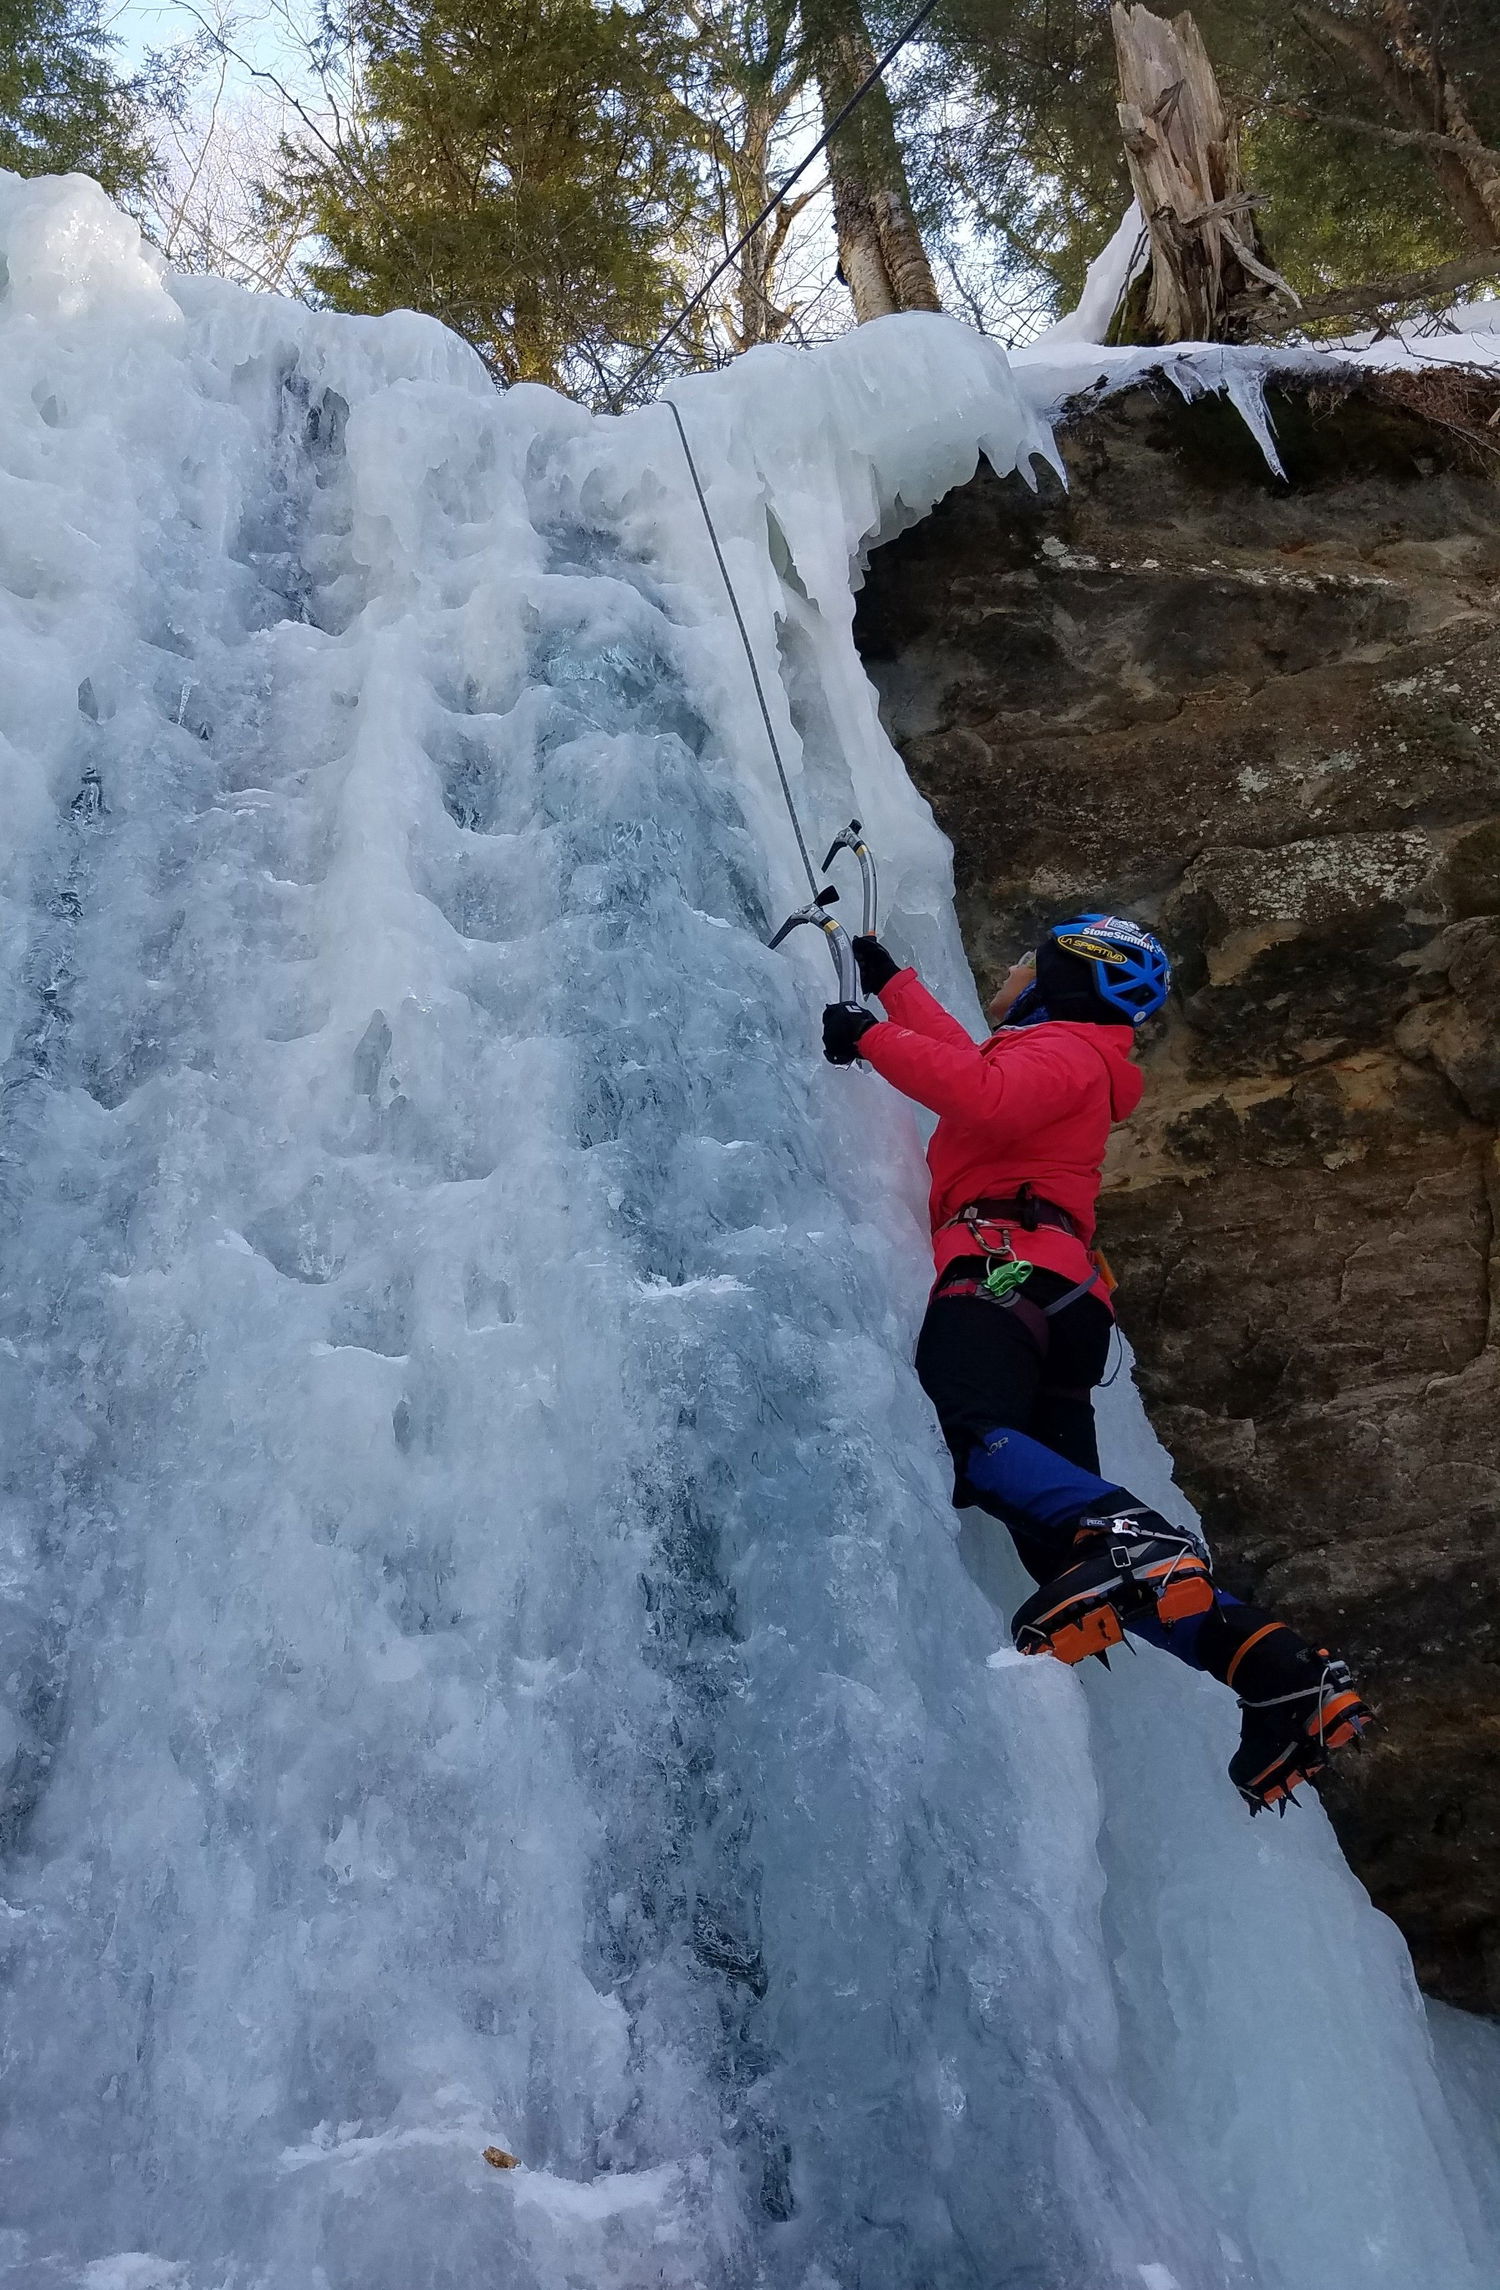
[0,171,1495,2290]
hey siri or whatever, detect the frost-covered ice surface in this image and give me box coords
[0,169,1496,2290]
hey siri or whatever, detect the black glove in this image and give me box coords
[823,1002,877,1066]
[852,935,900,995]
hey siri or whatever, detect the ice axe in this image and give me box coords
[819,819,878,938]
[768,884,860,1005]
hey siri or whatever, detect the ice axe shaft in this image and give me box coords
[820,819,878,938]
[768,885,859,1004]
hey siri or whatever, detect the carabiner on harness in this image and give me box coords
[957,1208,1034,1305]
[981,1254,1034,1304]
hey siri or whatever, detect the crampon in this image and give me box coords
[1230,1655,1373,1815]
[1010,1510,1214,1666]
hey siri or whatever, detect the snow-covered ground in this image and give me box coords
[0,168,1497,2290]
[1015,192,1500,437]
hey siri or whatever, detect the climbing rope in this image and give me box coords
[636,0,950,918]
[663,398,819,899]
[616,0,945,410]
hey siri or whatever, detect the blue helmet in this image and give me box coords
[1039,913,1171,1026]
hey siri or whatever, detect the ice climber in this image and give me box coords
[821,915,1371,1814]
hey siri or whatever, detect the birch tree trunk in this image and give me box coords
[804,0,940,323]
[1112,2,1299,342]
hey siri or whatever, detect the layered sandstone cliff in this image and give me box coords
[855,372,1500,2011]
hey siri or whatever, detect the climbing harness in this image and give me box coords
[979,1256,1035,1305]
[940,1263,1100,1314]
[932,1189,1123,1326]
[940,1187,1081,1247]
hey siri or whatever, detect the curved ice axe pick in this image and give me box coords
[820,819,878,939]
[768,885,859,1005]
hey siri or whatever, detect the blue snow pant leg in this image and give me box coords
[964,1423,1133,1573]
[969,1427,1258,1679]
[914,1277,1121,1582]
[915,1274,1271,1682]
[972,1451,1254,1675]
[915,1277,1293,1687]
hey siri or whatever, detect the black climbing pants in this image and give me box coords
[914,1259,1290,1688]
[915,1261,1116,1585]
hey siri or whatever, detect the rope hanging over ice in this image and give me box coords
[616,0,944,408]
[663,396,820,899]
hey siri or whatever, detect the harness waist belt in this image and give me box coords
[945,1191,1082,1240]
[936,1272,1099,1316]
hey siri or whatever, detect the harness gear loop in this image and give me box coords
[936,1266,1100,1320]
[939,1193,1116,1311]
[965,1209,1010,1260]
[941,1193,1081,1246]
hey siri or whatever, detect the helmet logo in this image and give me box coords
[1046,912,1172,1024]
[1056,933,1129,965]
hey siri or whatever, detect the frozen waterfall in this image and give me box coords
[0,170,1496,2290]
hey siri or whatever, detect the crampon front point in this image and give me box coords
[1231,1659,1374,1815]
[1011,1515,1215,1667]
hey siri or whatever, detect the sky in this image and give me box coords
[108,0,302,76]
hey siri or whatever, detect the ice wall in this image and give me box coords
[0,171,1494,2290]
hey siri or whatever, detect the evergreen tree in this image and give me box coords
[0,0,151,193]
[912,0,1500,325]
[666,0,819,353]
[276,0,699,393]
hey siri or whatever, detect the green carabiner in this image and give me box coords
[982,1254,1034,1304]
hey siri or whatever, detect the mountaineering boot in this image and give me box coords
[1224,1621,1373,1814]
[1010,1508,1214,1664]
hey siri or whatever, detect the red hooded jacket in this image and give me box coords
[857,968,1144,1300]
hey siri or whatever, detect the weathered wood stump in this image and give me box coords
[1112,2,1299,341]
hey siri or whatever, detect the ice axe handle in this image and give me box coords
[819,819,878,938]
[824,916,859,1005]
[768,889,860,1005]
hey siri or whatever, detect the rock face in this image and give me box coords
[854,375,1500,2012]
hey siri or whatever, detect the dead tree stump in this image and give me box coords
[1112,3,1299,341]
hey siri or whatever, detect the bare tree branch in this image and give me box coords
[1251,248,1500,329]
[1278,101,1500,165]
